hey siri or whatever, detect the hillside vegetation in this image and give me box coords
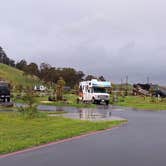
[0,63,41,87]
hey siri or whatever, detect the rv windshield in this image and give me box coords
[93,87,106,93]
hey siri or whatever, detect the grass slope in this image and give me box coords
[0,112,126,154]
[0,63,40,87]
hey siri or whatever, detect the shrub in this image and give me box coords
[17,89,46,119]
[17,105,47,119]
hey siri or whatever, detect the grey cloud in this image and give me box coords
[0,0,166,84]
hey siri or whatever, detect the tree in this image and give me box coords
[9,59,15,67]
[39,63,51,82]
[0,47,7,64]
[26,63,39,76]
[76,71,85,83]
[16,59,27,71]
[85,75,97,81]
[0,47,15,66]
[60,68,77,87]
[56,77,65,101]
[98,76,106,81]
[38,63,85,87]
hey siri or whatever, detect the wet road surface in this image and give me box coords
[1,106,166,166]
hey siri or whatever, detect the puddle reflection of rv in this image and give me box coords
[79,79,111,105]
[78,108,111,120]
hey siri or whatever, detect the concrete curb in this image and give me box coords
[0,122,127,159]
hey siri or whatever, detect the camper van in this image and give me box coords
[79,79,111,105]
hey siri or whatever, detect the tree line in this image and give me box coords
[0,47,15,67]
[0,47,106,87]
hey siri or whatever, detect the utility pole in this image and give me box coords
[120,78,123,93]
[125,76,128,96]
[120,78,124,96]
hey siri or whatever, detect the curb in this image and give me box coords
[0,122,127,159]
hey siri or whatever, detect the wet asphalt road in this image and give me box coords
[1,107,166,166]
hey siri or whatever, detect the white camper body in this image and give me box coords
[79,79,111,105]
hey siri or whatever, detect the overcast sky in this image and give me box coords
[0,0,166,84]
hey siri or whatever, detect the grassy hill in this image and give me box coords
[0,63,41,87]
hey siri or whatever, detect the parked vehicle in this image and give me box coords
[34,85,46,91]
[133,83,166,98]
[79,79,111,105]
[133,84,150,96]
[0,81,10,102]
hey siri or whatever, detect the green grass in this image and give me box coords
[40,101,96,108]
[0,106,16,111]
[15,94,96,108]
[0,112,126,154]
[0,63,41,87]
[45,94,96,108]
[115,96,166,111]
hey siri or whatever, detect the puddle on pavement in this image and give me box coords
[61,108,114,121]
[15,103,126,121]
[40,105,125,121]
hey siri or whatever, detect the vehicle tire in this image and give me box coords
[96,100,100,105]
[105,101,109,105]
[92,97,96,104]
[7,97,10,102]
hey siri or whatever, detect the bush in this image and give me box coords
[17,90,46,119]
[22,93,36,107]
[17,106,46,119]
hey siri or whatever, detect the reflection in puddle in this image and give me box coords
[78,109,111,120]
[59,107,122,121]
[37,104,115,121]
[15,103,125,121]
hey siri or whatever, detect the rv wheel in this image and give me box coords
[7,97,10,102]
[96,101,100,105]
[92,97,96,104]
[105,101,109,105]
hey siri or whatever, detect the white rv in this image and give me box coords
[79,79,111,105]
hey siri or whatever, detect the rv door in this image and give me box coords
[83,85,89,101]
[87,88,92,101]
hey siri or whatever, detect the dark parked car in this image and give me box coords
[153,89,166,98]
[0,82,10,102]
